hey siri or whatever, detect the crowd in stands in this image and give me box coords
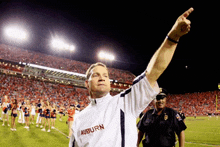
[0,44,135,84]
[0,59,24,73]
[1,72,220,116]
[0,74,91,110]
[166,91,220,116]
[0,73,123,110]
[1,44,220,116]
[142,91,220,117]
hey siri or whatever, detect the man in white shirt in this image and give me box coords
[69,7,194,147]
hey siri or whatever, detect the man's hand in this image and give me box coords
[168,7,194,41]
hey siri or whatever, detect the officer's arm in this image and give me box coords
[146,8,193,88]
[137,130,144,147]
[178,131,185,147]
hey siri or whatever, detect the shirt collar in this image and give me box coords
[89,93,111,105]
[152,107,167,115]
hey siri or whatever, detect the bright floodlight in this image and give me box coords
[5,26,27,41]
[51,38,75,51]
[69,45,75,51]
[52,39,65,49]
[98,51,115,61]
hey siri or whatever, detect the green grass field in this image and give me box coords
[0,110,220,147]
[0,111,69,147]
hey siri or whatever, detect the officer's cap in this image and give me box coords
[156,88,168,100]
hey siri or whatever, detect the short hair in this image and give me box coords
[85,62,108,80]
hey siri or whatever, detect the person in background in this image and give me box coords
[36,99,43,127]
[2,95,10,127]
[59,104,65,121]
[30,102,36,125]
[41,101,51,132]
[24,100,31,130]
[17,102,22,123]
[67,104,75,139]
[10,99,14,128]
[137,88,187,147]
[11,99,19,131]
[51,103,57,129]
[21,99,26,125]
[40,102,45,129]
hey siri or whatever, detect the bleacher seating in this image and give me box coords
[1,43,219,115]
[0,44,136,84]
[143,91,220,116]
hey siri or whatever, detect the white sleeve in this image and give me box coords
[69,121,79,147]
[69,132,79,147]
[120,72,159,118]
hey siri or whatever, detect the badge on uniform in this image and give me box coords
[176,114,182,121]
[164,113,168,120]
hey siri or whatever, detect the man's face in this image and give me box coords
[155,97,166,110]
[86,65,111,98]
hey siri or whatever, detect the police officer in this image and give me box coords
[137,88,187,147]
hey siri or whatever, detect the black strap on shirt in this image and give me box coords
[120,109,125,147]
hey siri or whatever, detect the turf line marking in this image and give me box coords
[177,141,220,146]
[187,130,220,134]
[54,127,68,137]
[185,141,220,146]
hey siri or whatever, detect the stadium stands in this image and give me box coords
[141,91,220,117]
[0,43,220,115]
[165,91,220,116]
[0,73,90,109]
[1,71,219,115]
[0,44,135,84]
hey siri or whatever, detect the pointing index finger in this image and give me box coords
[182,7,194,18]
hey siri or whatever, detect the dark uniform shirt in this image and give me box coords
[137,107,187,147]
[178,112,186,121]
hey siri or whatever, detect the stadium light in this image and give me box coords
[4,26,27,41]
[98,51,115,61]
[51,38,75,51]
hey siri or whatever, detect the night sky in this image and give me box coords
[0,0,219,94]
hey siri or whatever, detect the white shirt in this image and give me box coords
[74,110,80,120]
[69,72,159,147]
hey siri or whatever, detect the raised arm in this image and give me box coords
[146,8,194,88]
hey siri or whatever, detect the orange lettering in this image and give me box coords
[90,127,95,133]
[81,130,86,135]
[80,124,105,136]
[99,124,104,130]
[86,129,91,134]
